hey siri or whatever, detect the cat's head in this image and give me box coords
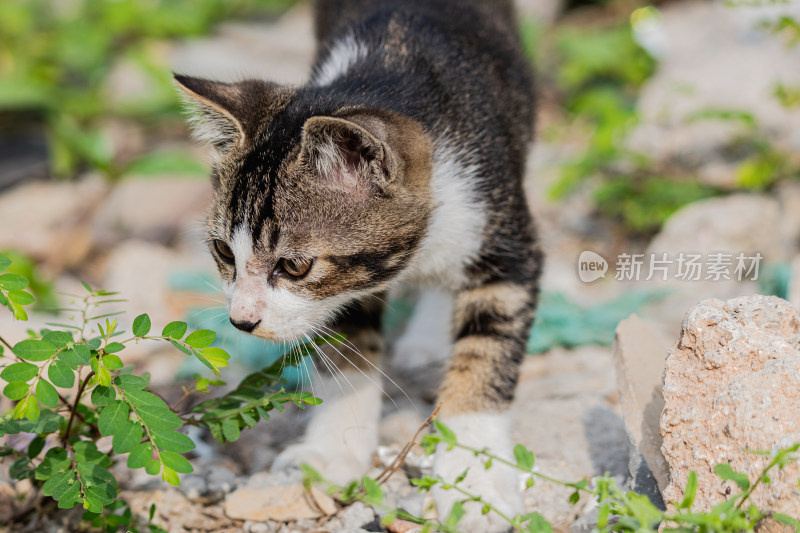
[176,75,433,341]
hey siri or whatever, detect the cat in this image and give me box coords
[175,0,541,530]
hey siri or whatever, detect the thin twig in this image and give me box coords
[376,402,441,485]
[0,334,13,352]
[62,372,94,446]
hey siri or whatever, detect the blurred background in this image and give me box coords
[2,0,800,381]
[2,0,800,529]
[2,0,800,379]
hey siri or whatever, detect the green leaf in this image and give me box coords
[113,421,143,454]
[60,345,91,367]
[36,447,70,481]
[145,459,161,476]
[91,386,116,406]
[514,444,535,471]
[773,513,800,529]
[152,430,195,453]
[42,331,73,348]
[104,342,125,354]
[4,382,29,400]
[0,273,29,291]
[11,302,27,320]
[221,417,241,442]
[48,360,75,388]
[362,476,384,505]
[1,362,38,382]
[132,314,152,337]
[23,395,40,422]
[525,511,554,533]
[124,390,182,430]
[160,451,192,474]
[98,401,130,436]
[7,290,35,306]
[36,380,59,408]
[444,500,465,528]
[714,463,750,491]
[433,420,456,444]
[184,330,215,349]
[678,470,698,509]
[114,374,148,390]
[128,443,153,469]
[96,366,112,387]
[169,339,192,356]
[0,254,10,271]
[13,340,57,362]
[103,353,123,370]
[27,435,45,458]
[42,470,77,500]
[162,321,187,339]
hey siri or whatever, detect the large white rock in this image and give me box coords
[661,295,800,515]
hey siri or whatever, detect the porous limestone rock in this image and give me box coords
[660,295,800,515]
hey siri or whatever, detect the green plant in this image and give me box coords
[0,253,324,530]
[0,0,294,179]
[308,420,800,533]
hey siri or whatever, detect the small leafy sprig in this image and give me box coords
[0,253,324,529]
[305,417,800,533]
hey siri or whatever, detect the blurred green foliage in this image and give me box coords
[528,6,800,235]
[0,0,294,179]
[0,249,57,312]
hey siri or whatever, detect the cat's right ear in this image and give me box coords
[174,74,289,155]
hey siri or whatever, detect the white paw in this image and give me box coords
[272,441,368,485]
[431,413,523,533]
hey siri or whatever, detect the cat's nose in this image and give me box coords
[230,317,261,333]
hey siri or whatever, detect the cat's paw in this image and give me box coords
[271,441,368,485]
[431,413,523,533]
[432,447,523,533]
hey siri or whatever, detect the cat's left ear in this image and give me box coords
[174,74,289,154]
[301,115,397,197]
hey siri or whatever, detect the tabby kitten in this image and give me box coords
[176,0,541,530]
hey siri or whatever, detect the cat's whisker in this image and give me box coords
[307,327,353,394]
[317,323,416,411]
[314,324,401,410]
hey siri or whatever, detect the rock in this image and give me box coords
[91,177,212,248]
[512,347,629,528]
[648,194,783,261]
[322,502,376,532]
[756,515,798,533]
[123,487,230,532]
[627,0,800,188]
[661,295,800,515]
[638,193,775,335]
[224,471,337,521]
[612,315,671,502]
[170,4,315,85]
[787,254,800,312]
[0,177,107,273]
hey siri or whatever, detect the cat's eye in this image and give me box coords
[279,257,313,278]
[214,239,235,264]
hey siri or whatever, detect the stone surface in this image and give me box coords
[0,177,107,272]
[627,0,800,187]
[661,295,800,515]
[170,4,315,85]
[511,347,629,528]
[224,471,337,521]
[613,315,671,500]
[91,177,212,247]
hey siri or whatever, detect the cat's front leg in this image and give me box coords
[433,278,539,532]
[272,300,384,485]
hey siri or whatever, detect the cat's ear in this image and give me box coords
[174,74,288,154]
[301,115,396,197]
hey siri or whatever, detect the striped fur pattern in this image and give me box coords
[176,1,541,529]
